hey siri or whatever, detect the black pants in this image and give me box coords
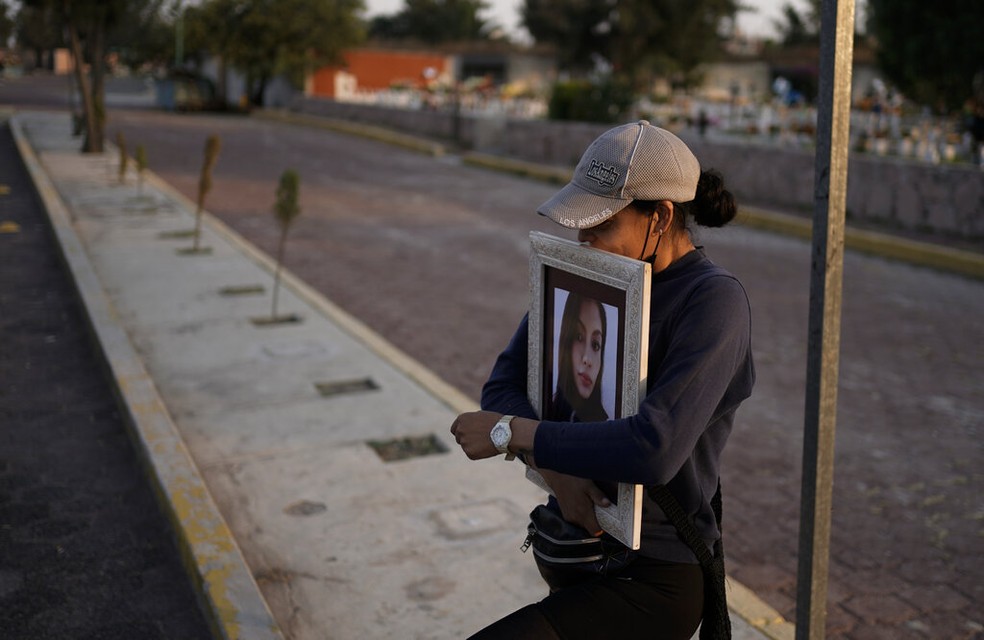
[469,556,703,640]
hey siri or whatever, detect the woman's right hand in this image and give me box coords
[538,469,611,536]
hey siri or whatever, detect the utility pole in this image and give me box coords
[796,1,855,638]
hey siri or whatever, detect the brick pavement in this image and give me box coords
[0,122,212,639]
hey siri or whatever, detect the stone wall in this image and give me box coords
[290,96,984,242]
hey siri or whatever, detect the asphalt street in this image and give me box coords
[0,121,213,639]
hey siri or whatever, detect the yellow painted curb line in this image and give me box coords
[460,152,984,281]
[270,110,982,280]
[255,108,447,157]
[737,206,984,280]
[463,151,572,185]
[11,112,284,640]
[728,579,795,640]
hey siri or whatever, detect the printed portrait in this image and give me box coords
[527,232,651,549]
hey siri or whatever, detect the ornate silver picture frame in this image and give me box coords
[526,231,651,549]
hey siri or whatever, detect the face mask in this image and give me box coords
[638,211,663,264]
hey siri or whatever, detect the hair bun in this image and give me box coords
[692,170,736,228]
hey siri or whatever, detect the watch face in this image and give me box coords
[491,424,508,448]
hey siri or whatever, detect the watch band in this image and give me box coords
[493,414,516,461]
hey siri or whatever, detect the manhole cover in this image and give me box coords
[368,434,448,462]
[219,284,265,296]
[431,500,515,539]
[283,500,327,517]
[262,340,330,359]
[315,377,379,397]
[250,313,303,326]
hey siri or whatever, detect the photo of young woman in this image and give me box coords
[549,290,617,423]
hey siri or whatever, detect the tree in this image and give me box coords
[135,144,147,194]
[14,2,64,69]
[116,131,128,183]
[771,0,821,46]
[111,0,174,70]
[521,0,739,92]
[271,169,301,321]
[192,135,221,252]
[183,0,247,104]
[20,0,136,152]
[866,0,984,114]
[0,2,15,48]
[369,0,491,43]
[187,0,365,107]
[608,0,741,91]
[521,0,614,75]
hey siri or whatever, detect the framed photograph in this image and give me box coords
[526,231,651,549]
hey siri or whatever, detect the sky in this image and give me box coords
[361,0,813,41]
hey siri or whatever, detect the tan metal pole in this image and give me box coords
[796,0,855,638]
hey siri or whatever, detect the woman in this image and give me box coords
[550,293,608,423]
[451,120,755,639]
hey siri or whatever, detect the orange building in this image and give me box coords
[308,49,453,99]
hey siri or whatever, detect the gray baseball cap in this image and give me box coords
[537,120,701,229]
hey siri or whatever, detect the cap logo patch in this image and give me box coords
[585,159,620,188]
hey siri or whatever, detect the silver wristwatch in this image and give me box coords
[490,414,516,461]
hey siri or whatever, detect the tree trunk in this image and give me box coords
[271,225,288,319]
[66,14,98,154]
[218,56,228,107]
[87,12,106,153]
[251,75,268,107]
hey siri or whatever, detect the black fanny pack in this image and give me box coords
[521,485,732,640]
[522,504,636,587]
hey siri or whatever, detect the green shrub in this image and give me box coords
[548,78,635,124]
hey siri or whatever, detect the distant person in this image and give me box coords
[967,71,984,165]
[549,293,609,423]
[451,120,755,639]
[698,109,710,137]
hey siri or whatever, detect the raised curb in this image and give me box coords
[736,206,984,280]
[463,150,572,185]
[10,114,284,640]
[286,110,980,280]
[255,108,447,157]
[464,152,984,281]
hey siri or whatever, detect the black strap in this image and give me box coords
[647,483,731,640]
[646,483,720,567]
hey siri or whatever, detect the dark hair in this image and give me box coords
[555,293,608,422]
[634,169,736,230]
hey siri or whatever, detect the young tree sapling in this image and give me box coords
[270,169,301,320]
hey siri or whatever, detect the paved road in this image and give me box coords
[99,105,984,640]
[0,122,213,639]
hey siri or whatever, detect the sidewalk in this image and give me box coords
[12,110,789,639]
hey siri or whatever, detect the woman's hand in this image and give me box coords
[450,410,501,460]
[539,469,611,536]
[451,411,539,460]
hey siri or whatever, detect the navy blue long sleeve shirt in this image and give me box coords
[481,249,755,563]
